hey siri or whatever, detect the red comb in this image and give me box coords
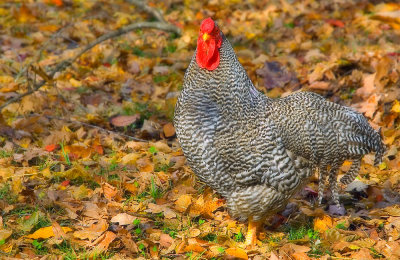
[200,18,215,33]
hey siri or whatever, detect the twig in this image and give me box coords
[14,24,72,82]
[127,212,159,221]
[39,114,148,142]
[128,0,166,23]
[0,6,180,111]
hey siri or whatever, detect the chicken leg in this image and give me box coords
[244,217,261,247]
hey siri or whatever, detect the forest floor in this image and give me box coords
[1,0,400,259]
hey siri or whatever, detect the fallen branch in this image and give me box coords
[0,4,181,112]
[37,114,148,142]
[128,0,166,23]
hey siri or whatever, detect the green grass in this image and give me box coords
[0,183,17,204]
[155,163,172,172]
[150,177,162,200]
[107,174,120,181]
[148,146,158,155]
[60,142,71,165]
[234,231,245,242]
[32,239,49,255]
[162,227,177,238]
[153,75,168,84]
[202,233,217,242]
[286,225,319,241]
[335,222,347,230]
[0,150,12,158]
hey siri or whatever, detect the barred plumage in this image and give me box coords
[174,25,384,223]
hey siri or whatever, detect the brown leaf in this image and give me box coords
[163,123,176,137]
[269,251,279,260]
[256,61,299,89]
[52,222,67,241]
[309,81,331,90]
[110,213,136,226]
[110,114,140,127]
[350,248,374,260]
[159,233,174,248]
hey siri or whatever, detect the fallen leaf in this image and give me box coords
[89,231,116,256]
[110,114,140,127]
[0,230,12,241]
[256,61,299,89]
[314,215,333,233]
[175,194,192,212]
[392,100,400,113]
[45,144,57,152]
[225,247,248,260]
[309,81,331,90]
[163,123,176,137]
[184,244,206,253]
[102,182,118,201]
[27,226,72,239]
[160,233,174,248]
[110,213,136,225]
[326,19,345,27]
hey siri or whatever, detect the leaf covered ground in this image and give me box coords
[1,0,400,259]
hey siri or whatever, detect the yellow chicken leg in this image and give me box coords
[244,217,261,247]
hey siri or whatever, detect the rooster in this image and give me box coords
[174,18,385,246]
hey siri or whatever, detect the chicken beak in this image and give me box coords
[202,33,210,42]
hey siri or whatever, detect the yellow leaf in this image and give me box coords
[41,167,51,178]
[225,248,248,260]
[348,244,360,250]
[27,226,72,239]
[11,177,23,194]
[121,153,140,165]
[0,76,13,84]
[69,78,81,87]
[0,168,14,180]
[0,242,13,253]
[379,162,387,170]
[392,100,400,113]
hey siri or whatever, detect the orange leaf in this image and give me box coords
[184,244,206,253]
[45,144,57,152]
[225,248,248,260]
[102,183,118,200]
[314,215,333,233]
[90,231,117,255]
[52,0,63,6]
[326,19,345,27]
[292,252,311,260]
[175,194,192,212]
[124,183,138,194]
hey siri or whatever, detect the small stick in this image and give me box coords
[40,114,148,142]
[0,5,180,111]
